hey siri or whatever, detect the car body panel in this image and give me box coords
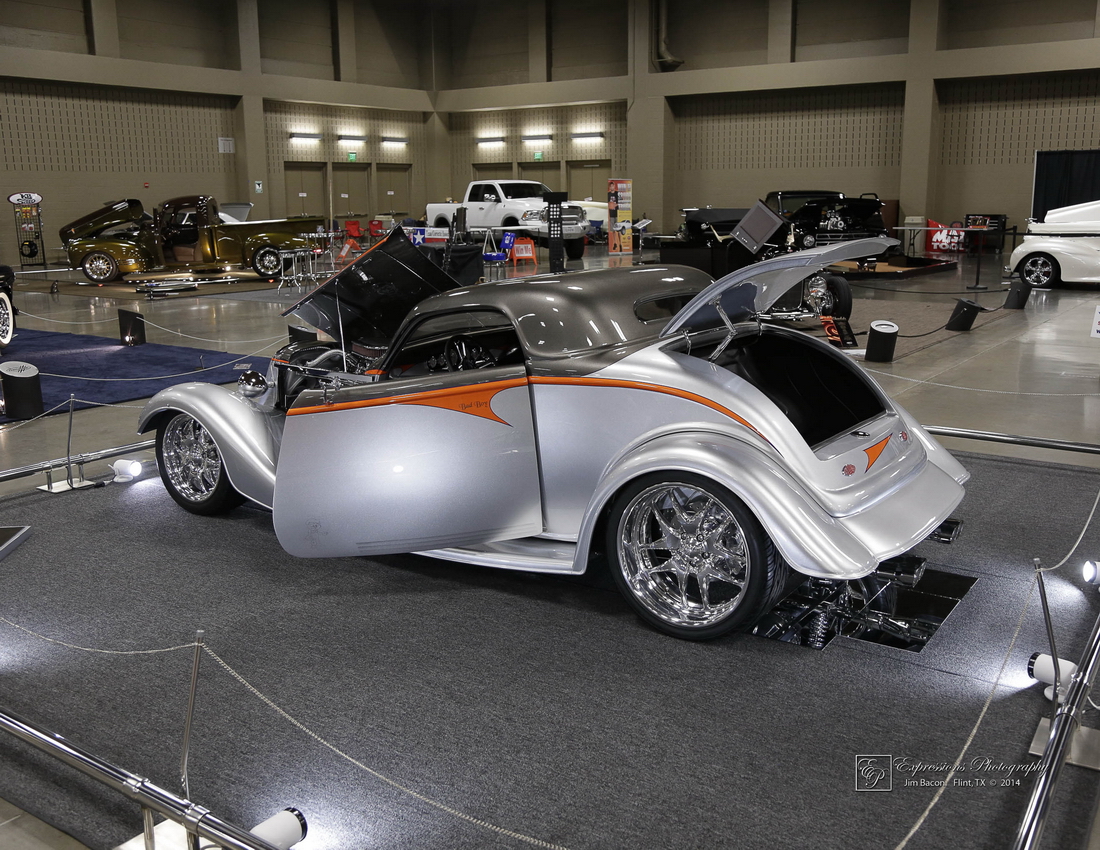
[139,230,966,595]
[272,365,543,557]
[1010,202,1100,283]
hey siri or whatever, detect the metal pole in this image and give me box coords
[0,706,287,850]
[142,805,156,850]
[925,426,1100,457]
[1013,607,1100,850]
[1034,561,1062,703]
[180,630,204,800]
[65,394,75,487]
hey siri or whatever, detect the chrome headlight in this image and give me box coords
[521,210,542,222]
[237,370,269,398]
[801,233,816,248]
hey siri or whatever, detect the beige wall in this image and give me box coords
[2,0,1100,259]
[0,79,237,251]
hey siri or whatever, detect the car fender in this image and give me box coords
[1011,236,1100,282]
[574,430,883,581]
[67,238,151,269]
[243,230,312,255]
[138,383,280,509]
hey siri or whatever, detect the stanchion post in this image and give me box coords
[143,805,157,850]
[180,629,205,801]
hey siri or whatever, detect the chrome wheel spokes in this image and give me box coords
[618,482,750,628]
[1022,256,1053,286]
[162,415,223,502]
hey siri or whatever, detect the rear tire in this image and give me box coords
[156,413,245,515]
[607,472,789,640]
[251,245,282,278]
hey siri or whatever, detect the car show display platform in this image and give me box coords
[0,451,1096,849]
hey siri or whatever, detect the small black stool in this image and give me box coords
[0,361,44,419]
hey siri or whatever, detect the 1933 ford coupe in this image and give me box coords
[138,229,967,639]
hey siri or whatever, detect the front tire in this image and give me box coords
[82,251,120,283]
[1019,253,1060,287]
[607,472,789,640]
[251,245,282,278]
[821,273,852,319]
[565,238,586,260]
[0,291,13,348]
[156,413,245,515]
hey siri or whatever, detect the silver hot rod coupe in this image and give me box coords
[138,229,967,640]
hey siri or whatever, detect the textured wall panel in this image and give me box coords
[794,0,910,60]
[936,72,1100,225]
[670,84,904,214]
[443,1,528,89]
[448,102,627,200]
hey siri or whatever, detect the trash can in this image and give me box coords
[865,321,899,363]
[0,361,44,419]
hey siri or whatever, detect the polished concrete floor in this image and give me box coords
[1,244,1099,848]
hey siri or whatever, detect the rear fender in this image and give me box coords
[574,431,879,580]
[138,383,280,509]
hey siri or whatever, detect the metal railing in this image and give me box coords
[925,425,1100,457]
[0,439,154,487]
[1013,608,1100,850]
[0,706,285,850]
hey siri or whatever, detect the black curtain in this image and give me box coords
[1033,150,1100,220]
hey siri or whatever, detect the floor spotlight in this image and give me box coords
[1084,560,1100,585]
[250,808,307,849]
[110,459,143,483]
[1028,652,1078,702]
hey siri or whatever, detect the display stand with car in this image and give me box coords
[427,180,589,259]
[136,229,966,641]
[59,196,324,284]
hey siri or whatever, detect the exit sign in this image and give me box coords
[533,151,544,161]
[347,151,358,162]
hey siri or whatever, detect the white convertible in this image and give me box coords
[1008,200,1100,286]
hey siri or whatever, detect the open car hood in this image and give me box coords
[283,227,462,350]
[660,237,897,337]
[59,199,145,243]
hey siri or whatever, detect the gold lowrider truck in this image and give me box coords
[59,195,325,283]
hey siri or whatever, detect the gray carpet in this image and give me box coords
[0,451,1096,849]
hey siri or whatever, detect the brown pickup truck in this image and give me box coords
[59,195,325,282]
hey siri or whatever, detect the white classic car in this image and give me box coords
[138,230,967,640]
[1008,200,1100,286]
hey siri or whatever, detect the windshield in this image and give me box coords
[767,192,844,216]
[500,182,552,200]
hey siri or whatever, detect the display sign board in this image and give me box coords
[7,192,42,205]
[608,179,632,254]
[1091,306,1100,339]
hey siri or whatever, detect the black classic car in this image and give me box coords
[660,192,889,320]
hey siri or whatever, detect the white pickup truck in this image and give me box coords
[426,180,589,259]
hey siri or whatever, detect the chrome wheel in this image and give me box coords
[0,291,12,348]
[161,414,222,501]
[156,413,244,514]
[82,251,119,283]
[1020,254,1058,287]
[616,481,752,630]
[251,245,281,277]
